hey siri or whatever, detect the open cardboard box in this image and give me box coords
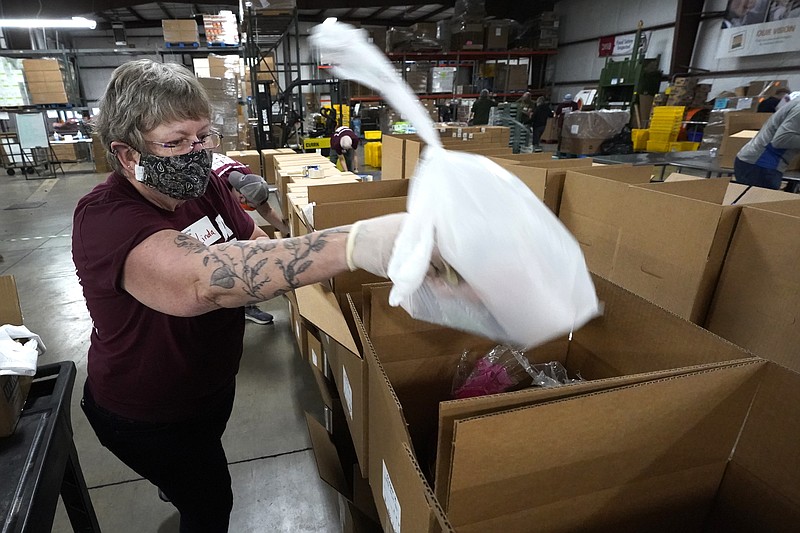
[490,157,594,214]
[559,166,800,324]
[706,202,800,373]
[0,275,32,437]
[356,278,800,532]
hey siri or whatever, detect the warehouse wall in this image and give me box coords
[691,0,800,95]
[552,0,800,101]
[552,0,678,101]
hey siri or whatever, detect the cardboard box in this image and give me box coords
[259,148,295,185]
[491,158,594,214]
[358,277,761,532]
[21,58,61,72]
[381,135,406,180]
[485,21,509,50]
[225,149,262,175]
[0,275,32,438]
[559,168,800,323]
[558,136,605,155]
[162,19,199,43]
[706,203,800,373]
[716,111,769,168]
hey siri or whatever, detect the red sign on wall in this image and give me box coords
[598,35,614,56]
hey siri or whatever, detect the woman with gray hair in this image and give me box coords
[72,59,427,531]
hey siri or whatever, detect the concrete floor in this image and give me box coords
[0,163,340,532]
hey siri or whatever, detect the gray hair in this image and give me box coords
[95,59,211,173]
[480,89,490,98]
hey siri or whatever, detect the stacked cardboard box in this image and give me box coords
[22,58,68,105]
[531,11,559,49]
[202,12,239,45]
[484,20,510,51]
[665,77,711,107]
[451,22,484,50]
[198,77,238,153]
[162,19,199,44]
[493,63,528,92]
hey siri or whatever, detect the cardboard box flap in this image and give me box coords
[513,158,593,170]
[731,129,759,139]
[750,199,800,217]
[313,197,406,230]
[445,362,763,530]
[636,177,730,205]
[705,207,800,372]
[295,284,359,354]
[727,183,799,205]
[566,164,655,183]
[709,362,800,530]
[308,180,409,205]
[0,275,23,325]
[305,412,351,497]
[613,185,733,321]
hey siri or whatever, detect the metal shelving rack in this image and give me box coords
[348,49,557,103]
[242,6,302,150]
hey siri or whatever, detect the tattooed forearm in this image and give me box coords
[276,228,349,289]
[184,227,349,302]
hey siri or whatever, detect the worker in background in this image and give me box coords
[330,125,359,172]
[74,59,471,532]
[555,93,579,156]
[212,153,288,325]
[470,89,497,126]
[531,96,553,153]
[516,92,534,150]
[757,87,791,113]
[734,96,800,190]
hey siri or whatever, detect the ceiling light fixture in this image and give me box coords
[0,17,97,30]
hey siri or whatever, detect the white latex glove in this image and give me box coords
[345,213,406,277]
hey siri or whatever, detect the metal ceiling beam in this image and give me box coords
[671,0,705,75]
[0,0,237,18]
[298,0,454,9]
[411,5,451,23]
[157,2,176,19]
[126,7,147,22]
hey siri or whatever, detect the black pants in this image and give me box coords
[81,382,235,533]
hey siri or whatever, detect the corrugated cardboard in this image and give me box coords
[558,165,655,275]
[559,167,800,323]
[224,150,262,175]
[358,276,761,532]
[307,180,408,206]
[0,275,32,438]
[381,135,405,180]
[162,19,199,43]
[492,158,593,214]
[706,204,800,373]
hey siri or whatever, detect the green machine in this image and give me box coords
[595,21,662,116]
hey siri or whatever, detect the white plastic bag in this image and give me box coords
[310,19,600,349]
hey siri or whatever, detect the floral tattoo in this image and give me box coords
[175,228,347,300]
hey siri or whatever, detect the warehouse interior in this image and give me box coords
[1,1,799,532]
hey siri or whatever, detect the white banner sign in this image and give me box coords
[612,31,651,56]
[717,18,800,58]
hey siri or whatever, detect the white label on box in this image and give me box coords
[342,366,353,419]
[554,20,560,27]
[480,127,486,133]
[469,133,474,139]
[495,28,502,36]
[311,348,319,368]
[382,461,401,533]
[570,124,580,134]
[736,97,753,110]
[0,111,8,120]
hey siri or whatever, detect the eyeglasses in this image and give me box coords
[144,130,222,155]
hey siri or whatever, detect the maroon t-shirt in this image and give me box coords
[331,127,359,155]
[72,171,255,422]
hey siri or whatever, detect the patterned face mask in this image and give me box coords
[134,149,212,200]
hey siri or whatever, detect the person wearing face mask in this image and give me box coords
[72,59,470,532]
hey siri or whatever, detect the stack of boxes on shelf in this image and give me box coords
[665,76,711,107]
[529,11,559,50]
[161,19,200,45]
[202,12,240,46]
[21,58,73,105]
